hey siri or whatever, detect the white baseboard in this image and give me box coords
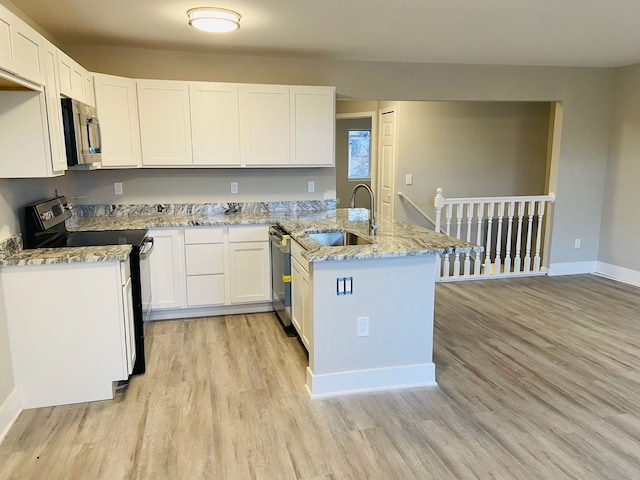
[0,388,21,445]
[306,363,437,399]
[595,262,640,288]
[547,261,597,276]
[150,302,273,321]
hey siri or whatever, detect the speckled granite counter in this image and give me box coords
[1,245,131,266]
[279,209,480,262]
[68,210,336,231]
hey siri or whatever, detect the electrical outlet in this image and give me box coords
[308,181,315,193]
[114,182,123,195]
[574,238,581,249]
[231,182,238,194]
[405,174,413,185]
[357,317,369,337]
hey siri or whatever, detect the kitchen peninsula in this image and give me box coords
[2,203,477,401]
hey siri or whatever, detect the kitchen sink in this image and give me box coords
[307,231,372,247]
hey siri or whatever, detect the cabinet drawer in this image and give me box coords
[184,227,224,244]
[186,275,225,306]
[228,225,268,242]
[185,244,224,275]
[291,240,309,272]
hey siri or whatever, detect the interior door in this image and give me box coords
[378,109,397,222]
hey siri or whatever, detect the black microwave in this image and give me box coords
[61,97,102,167]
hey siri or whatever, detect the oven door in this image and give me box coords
[139,237,154,328]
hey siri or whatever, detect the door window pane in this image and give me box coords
[348,130,371,179]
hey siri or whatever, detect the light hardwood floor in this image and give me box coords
[2,274,640,479]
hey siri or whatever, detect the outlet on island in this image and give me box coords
[231,182,238,194]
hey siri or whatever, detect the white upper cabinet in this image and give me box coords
[84,71,95,107]
[137,79,193,166]
[57,50,85,102]
[94,73,142,168]
[189,82,241,166]
[0,4,45,85]
[42,41,67,174]
[290,87,335,166]
[240,85,290,166]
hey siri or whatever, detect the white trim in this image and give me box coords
[595,262,640,288]
[306,363,437,399]
[150,302,273,321]
[0,388,21,445]
[547,261,597,276]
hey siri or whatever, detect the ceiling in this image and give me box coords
[9,0,640,68]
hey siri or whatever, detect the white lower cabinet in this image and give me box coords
[2,260,132,408]
[150,225,271,318]
[228,225,271,304]
[291,240,313,349]
[184,227,225,307]
[148,228,185,310]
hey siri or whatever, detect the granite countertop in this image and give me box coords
[68,210,337,231]
[1,245,132,267]
[279,209,481,262]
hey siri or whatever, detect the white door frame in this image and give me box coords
[336,111,378,203]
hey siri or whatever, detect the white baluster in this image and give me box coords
[484,202,495,275]
[464,203,473,276]
[455,203,463,239]
[514,201,525,273]
[434,187,445,233]
[475,203,484,276]
[443,203,453,277]
[504,202,514,275]
[495,202,505,275]
[533,200,545,272]
[524,201,534,272]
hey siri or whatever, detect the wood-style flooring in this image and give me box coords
[2,274,640,479]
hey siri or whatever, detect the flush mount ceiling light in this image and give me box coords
[187,7,241,33]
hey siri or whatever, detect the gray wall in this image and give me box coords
[392,101,550,227]
[336,117,372,208]
[599,64,640,271]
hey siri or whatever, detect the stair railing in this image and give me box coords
[434,187,555,280]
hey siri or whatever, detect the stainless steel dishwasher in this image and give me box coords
[269,225,294,334]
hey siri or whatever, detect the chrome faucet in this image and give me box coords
[349,183,378,236]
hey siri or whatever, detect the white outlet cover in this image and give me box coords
[114,182,123,195]
[308,181,315,193]
[231,182,238,194]
[405,174,413,185]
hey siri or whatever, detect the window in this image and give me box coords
[348,130,371,180]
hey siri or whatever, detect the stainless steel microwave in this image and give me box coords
[61,97,102,166]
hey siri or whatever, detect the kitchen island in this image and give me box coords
[278,209,478,398]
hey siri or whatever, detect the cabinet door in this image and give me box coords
[290,256,303,336]
[148,229,185,310]
[137,80,193,166]
[12,21,45,85]
[0,6,13,72]
[190,82,241,166]
[300,268,313,349]
[94,73,142,168]
[42,42,67,175]
[228,241,271,304]
[240,85,290,166]
[290,86,335,166]
[57,51,85,101]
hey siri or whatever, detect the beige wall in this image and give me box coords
[64,45,614,268]
[599,64,640,271]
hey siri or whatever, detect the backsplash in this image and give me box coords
[0,234,22,260]
[73,200,337,217]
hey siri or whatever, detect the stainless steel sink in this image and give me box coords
[307,231,372,247]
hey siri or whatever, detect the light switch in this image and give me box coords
[405,174,413,185]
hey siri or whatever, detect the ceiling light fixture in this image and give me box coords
[187,7,241,33]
